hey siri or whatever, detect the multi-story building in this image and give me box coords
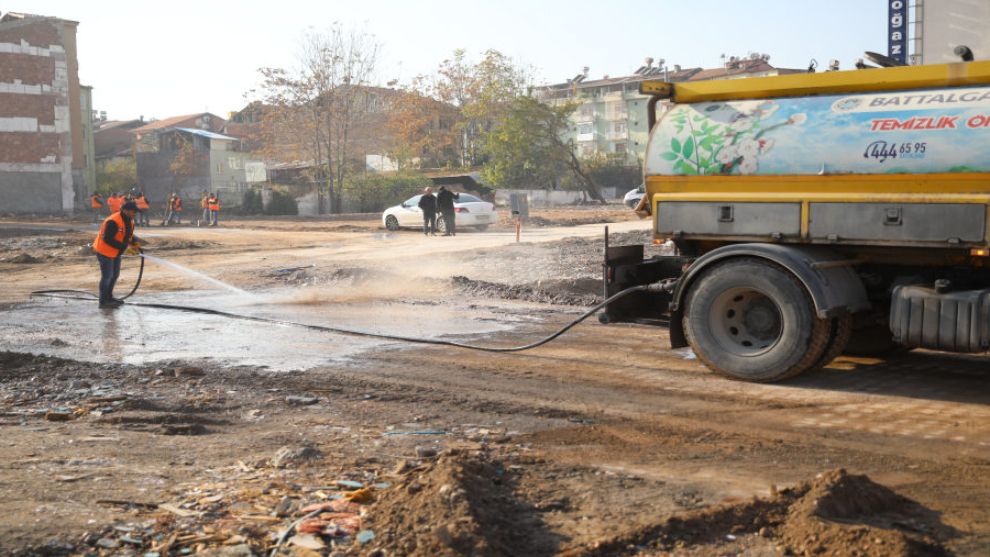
[0,11,92,213]
[539,57,803,165]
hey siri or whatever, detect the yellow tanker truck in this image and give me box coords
[601,60,990,382]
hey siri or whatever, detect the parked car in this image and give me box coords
[382,193,498,232]
[623,184,645,208]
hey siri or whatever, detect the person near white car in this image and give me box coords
[417,187,438,236]
[436,186,460,236]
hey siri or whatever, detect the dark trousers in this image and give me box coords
[422,212,436,235]
[441,210,456,235]
[97,254,122,304]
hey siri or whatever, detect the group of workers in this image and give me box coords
[89,189,221,227]
[416,185,460,236]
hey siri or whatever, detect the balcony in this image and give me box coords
[606,129,628,141]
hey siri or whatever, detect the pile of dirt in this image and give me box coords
[149,239,218,250]
[569,468,949,557]
[364,451,557,556]
[452,276,601,306]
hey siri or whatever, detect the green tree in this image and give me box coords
[342,171,431,212]
[96,157,137,195]
[435,49,531,167]
[481,96,604,202]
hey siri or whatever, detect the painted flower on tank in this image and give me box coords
[656,100,808,176]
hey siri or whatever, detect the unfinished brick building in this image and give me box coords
[0,12,86,213]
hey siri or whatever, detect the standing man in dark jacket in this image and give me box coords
[92,201,142,309]
[435,186,460,236]
[417,187,438,236]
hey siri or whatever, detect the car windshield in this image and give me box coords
[403,195,422,206]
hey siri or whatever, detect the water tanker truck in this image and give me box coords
[601,60,990,382]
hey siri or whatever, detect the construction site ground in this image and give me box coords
[0,206,987,557]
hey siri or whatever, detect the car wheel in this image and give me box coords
[683,258,831,382]
[385,215,400,231]
[475,224,489,232]
[436,216,447,234]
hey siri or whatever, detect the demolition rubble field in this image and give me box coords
[0,207,988,556]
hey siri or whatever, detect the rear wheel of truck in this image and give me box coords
[813,314,853,370]
[683,258,831,382]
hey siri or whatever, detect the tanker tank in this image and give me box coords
[645,86,990,177]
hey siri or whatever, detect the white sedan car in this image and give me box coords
[382,193,498,232]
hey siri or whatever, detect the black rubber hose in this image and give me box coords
[30,253,145,301]
[30,280,651,353]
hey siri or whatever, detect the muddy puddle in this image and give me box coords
[0,288,539,371]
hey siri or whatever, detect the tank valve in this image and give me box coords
[934,279,952,294]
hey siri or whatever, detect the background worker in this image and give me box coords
[134,190,150,226]
[199,191,209,226]
[417,187,437,235]
[171,193,183,225]
[436,185,460,236]
[92,200,142,309]
[207,192,220,226]
[106,192,123,215]
[89,192,104,223]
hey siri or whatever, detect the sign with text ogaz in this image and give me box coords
[888,0,907,64]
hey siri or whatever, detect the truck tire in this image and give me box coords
[683,258,831,382]
[813,314,852,370]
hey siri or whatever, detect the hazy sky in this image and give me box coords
[15,0,887,121]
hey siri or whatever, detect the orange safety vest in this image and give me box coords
[90,194,103,209]
[135,195,149,210]
[208,197,219,211]
[107,196,123,214]
[173,197,183,211]
[93,213,132,258]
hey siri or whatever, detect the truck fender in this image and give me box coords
[667,244,870,349]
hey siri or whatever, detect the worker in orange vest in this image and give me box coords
[92,201,142,309]
[106,192,123,214]
[207,192,220,226]
[89,192,104,223]
[134,191,150,226]
[199,191,210,226]
[171,193,183,225]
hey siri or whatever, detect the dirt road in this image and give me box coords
[0,209,987,556]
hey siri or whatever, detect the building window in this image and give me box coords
[577,123,593,135]
[614,122,627,133]
[614,142,627,153]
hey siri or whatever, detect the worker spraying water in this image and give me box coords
[92,200,143,309]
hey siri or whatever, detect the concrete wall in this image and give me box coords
[0,169,62,213]
[0,15,78,213]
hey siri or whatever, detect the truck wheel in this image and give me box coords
[683,258,831,382]
[812,314,852,370]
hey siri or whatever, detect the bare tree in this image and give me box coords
[257,24,379,213]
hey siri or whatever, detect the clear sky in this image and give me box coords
[13,0,887,121]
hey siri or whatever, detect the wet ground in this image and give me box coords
[1,208,989,556]
[1,289,537,371]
